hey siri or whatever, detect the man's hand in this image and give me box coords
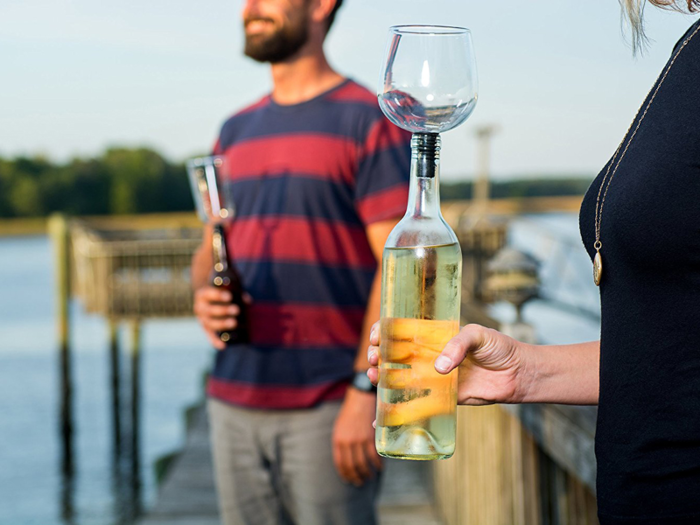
[193,286,241,350]
[332,387,383,486]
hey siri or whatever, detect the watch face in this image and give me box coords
[352,372,375,392]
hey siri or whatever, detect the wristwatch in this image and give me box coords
[350,371,377,394]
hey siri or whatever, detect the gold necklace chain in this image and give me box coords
[592,22,700,286]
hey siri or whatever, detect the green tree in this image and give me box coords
[102,148,169,214]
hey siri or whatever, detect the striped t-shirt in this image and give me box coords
[207,79,411,409]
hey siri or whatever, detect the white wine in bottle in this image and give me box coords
[376,244,461,459]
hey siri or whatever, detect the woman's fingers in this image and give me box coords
[367,346,379,366]
[369,321,380,346]
[367,366,378,386]
[367,321,381,387]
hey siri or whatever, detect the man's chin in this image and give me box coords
[243,29,307,64]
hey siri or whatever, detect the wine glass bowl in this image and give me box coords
[186,155,235,223]
[378,25,478,134]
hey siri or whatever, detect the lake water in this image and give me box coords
[0,235,213,525]
[0,214,601,525]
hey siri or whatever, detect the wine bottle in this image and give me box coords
[210,223,249,345]
[375,133,461,460]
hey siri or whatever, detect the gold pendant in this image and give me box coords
[593,250,603,286]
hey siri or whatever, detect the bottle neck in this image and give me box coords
[212,223,230,272]
[406,133,442,219]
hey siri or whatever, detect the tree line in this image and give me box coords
[440,178,593,201]
[0,148,592,218]
[0,148,194,218]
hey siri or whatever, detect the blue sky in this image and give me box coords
[0,0,697,180]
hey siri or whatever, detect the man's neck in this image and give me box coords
[269,46,345,106]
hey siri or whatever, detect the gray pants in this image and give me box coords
[207,398,380,525]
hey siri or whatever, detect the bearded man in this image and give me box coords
[190,0,411,523]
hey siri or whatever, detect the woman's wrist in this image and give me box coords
[512,341,600,405]
[511,341,541,404]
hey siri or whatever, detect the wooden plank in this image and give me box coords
[506,404,597,493]
[138,407,220,524]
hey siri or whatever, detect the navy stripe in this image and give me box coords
[220,102,385,150]
[356,142,411,200]
[211,344,356,386]
[237,260,375,306]
[225,176,360,224]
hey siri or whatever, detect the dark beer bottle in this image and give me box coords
[210,223,249,344]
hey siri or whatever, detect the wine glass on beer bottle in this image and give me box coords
[187,156,249,345]
[375,25,478,460]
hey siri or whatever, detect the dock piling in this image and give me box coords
[130,319,143,514]
[48,213,74,479]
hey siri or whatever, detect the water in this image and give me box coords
[0,236,213,525]
[492,213,601,344]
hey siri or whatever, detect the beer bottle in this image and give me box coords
[210,223,249,344]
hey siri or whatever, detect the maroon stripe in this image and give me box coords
[360,118,412,160]
[207,377,349,409]
[356,185,409,225]
[326,82,378,104]
[221,134,359,185]
[227,217,375,268]
[247,302,365,348]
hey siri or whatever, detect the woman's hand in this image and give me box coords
[367,322,531,406]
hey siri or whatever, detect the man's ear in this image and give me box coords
[309,0,336,25]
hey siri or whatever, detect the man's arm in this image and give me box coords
[332,218,397,486]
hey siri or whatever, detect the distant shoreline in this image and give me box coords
[0,212,201,238]
[0,217,47,237]
[0,200,584,238]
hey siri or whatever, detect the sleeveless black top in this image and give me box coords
[579,19,700,524]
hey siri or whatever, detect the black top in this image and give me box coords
[579,19,700,524]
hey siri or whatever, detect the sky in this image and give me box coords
[0,0,697,181]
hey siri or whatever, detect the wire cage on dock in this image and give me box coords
[70,222,202,319]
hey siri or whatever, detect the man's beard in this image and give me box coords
[244,15,309,63]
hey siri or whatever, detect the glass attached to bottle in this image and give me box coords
[375,25,478,460]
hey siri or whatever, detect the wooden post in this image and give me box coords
[130,318,142,514]
[48,214,74,478]
[109,319,122,458]
[474,125,499,211]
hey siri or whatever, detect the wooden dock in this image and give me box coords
[138,406,443,525]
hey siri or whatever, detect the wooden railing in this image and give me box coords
[432,210,599,525]
[433,404,598,525]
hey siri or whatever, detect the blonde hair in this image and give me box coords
[621,0,700,54]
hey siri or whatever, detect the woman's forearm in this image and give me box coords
[518,340,600,405]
